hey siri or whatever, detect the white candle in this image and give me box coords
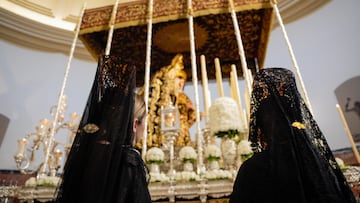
[231,65,246,126]
[54,149,63,166]
[69,112,78,128]
[214,58,224,97]
[200,55,210,117]
[16,138,29,157]
[37,119,49,135]
[207,90,212,107]
[247,68,253,85]
[244,88,250,122]
[230,71,236,98]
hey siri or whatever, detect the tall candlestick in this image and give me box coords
[230,65,246,126]
[336,104,360,165]
[200,55,210,118]
[214,58,224,97]
[40,4,87,176]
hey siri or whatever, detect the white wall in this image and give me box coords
[1,1,360,170]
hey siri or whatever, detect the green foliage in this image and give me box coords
[183,158,196,164]
[207,155,221,162]
[214,129,239,139]
[146,160,164,165]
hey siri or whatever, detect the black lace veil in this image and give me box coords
[248,68,355,202]
[56,55,137,202]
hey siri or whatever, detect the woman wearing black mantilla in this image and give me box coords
[56,55,151,203]
[229,68,356,203]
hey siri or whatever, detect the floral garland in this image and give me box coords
[149,172,170,183]
[175,171,200,182]
[146,147,165,164]
[202,169,233,180]
[25,176,60,187]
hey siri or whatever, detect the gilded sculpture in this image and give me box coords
[137,54,195,148]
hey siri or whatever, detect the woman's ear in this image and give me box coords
[133,118,138,133]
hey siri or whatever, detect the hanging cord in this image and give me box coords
[105,0,120,56]
[228,0,252,120]
[272,1,313,113]
[40,3,87,176]
[141,0,154,159]
[187,0,204,174]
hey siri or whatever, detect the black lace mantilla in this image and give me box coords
[243,67,356,203]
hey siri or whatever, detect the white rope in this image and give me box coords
[105,0,120,56]
[187,0,204,173]
[228,0,251,118]
[40,3,87,175]
[272,2,313,113]
[141,0,154,159]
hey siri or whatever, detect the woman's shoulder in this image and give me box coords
[241,151,269,170]
[123,147,143,166]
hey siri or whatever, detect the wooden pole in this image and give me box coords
[336,104,360,165]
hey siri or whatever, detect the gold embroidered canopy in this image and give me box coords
[79,0,274,86]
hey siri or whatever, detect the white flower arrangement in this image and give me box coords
[335,157,345,169]
[203,169,233,180]
[146,147,165,164]
[24,177,37,187]
[204,144,222,161]
[179,146,197,164]
[208,97,243,138]
[25,176,61,187]
[175,171,200,182]
[238,140,253,160]
[238,140,253,155]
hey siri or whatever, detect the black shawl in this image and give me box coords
[230,67,355,203]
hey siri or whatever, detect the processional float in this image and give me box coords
[13,0,330,202]
[78,0,274,163]
[77,0,276,201]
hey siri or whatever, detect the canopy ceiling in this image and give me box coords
[79,0,273,85]
[0,0,330,85]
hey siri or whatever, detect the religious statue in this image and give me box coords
[137,54,195,148]
[173,69,196,146]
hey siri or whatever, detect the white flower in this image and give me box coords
[149,172,170,183]
[179,146,197,163]
[238,140,253,155]
[146,147,164,164]
[203,169,232,180]
[205,144,221,161]
[208,97,243,137]
[175,171,200,182]
[25,177,37,187]
[25,176,61,187]
[335,157,345,169]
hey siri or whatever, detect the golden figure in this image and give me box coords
[137,54,182,148]
[173,69,196,146]
[136,54,195,148]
